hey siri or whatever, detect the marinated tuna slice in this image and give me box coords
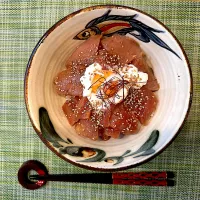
[124,87,158,125]
[62,96,92,126]
[104,128,121,139]
[93,49,119,69]
[75,119,99,140]
[146,68,160,91]
[76,97,92,120]
[54,65,84,96]
[98,127,111,141]
[101,34,142,65]
[62,97,80,126]
[91,104,115,128]
[98,109,111,127]
[109,103,140,134]
[66,35,102,66]
[132,54,159,91]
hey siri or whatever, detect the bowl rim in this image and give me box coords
[24,4,193,172]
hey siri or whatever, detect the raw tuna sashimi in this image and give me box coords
[75,119,99,140]
[62,97,92,125]
[124,87,158,125]
[66,35,102,66]
[132,53,159,91]
[101,34,142,65]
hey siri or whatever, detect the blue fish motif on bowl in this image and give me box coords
[74,10,180,59]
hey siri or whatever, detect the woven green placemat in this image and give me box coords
[0,0,199,199]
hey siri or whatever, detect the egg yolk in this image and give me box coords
[91,70,113,93]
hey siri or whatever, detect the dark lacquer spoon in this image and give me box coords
[18,160,174,190]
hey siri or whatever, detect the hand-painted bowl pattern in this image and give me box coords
[25,5,192,171]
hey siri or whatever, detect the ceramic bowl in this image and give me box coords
[25,5,192,171]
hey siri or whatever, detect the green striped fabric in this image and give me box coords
[0,0,199,199]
